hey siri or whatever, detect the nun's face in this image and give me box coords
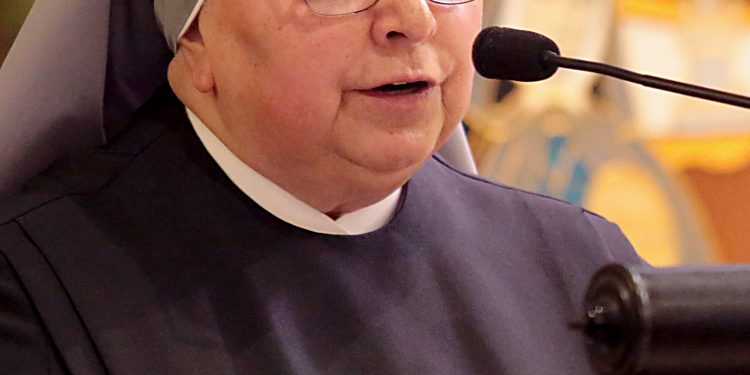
[196,0,482,196]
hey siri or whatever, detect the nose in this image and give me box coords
[370,0,437,47]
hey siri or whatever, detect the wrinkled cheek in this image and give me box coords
[277,108,347,166]
[442,65,474,120]
[218,83,333,163]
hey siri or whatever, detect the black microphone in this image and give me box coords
[472,26,750,109]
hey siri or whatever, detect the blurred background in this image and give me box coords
[2,0,749,266]
[0,0,33,64]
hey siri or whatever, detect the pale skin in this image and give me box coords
[168,0,483,218]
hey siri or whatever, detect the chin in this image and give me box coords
[336,118,449,176]
[346,140,435,178]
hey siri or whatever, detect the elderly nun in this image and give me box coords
[0,1,642,374]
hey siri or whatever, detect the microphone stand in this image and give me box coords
[572,264,750,375]
[542,50,750,109]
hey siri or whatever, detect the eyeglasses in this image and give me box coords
[305,0,476,17]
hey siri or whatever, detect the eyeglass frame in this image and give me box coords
[304,0,477,17]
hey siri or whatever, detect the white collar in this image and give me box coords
[186,109,401,235]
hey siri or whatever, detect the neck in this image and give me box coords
[184,107,411,217]
[170,73,416,217]
[254,158,409,216]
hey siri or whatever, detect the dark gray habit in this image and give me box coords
[0,88,642,374]
[0,1,642,374]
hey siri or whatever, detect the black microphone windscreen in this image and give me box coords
[472,27,561,82]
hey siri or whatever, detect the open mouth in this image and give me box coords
[371,81,432,95]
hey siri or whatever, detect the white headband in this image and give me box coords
[154,0,206,51]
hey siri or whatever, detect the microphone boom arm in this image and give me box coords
[543,51,750,109]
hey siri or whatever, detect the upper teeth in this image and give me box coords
[392,82,409,86]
